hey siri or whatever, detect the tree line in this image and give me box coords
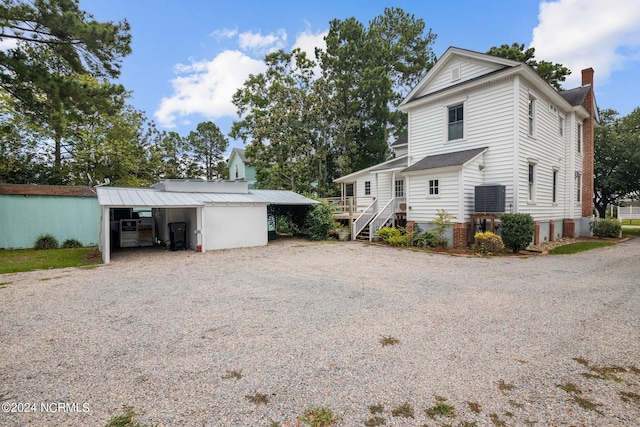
[1,1,638,214]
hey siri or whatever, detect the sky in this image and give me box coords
[81,0,640,157]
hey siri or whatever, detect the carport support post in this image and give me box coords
[196,206,204,253]
[102,205,111,264]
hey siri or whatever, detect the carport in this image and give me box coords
[96,180,317,264]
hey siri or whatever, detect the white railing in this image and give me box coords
[352,198,377,240]
[368,198,396,241]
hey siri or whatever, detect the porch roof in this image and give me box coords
[402,147,488,173]
[334,155,408,183]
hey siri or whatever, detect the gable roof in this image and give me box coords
[559,85,591,106]
[230,147,247,163]
[402,147,488,173]
[391,132,407,147]
[0,184,96,197]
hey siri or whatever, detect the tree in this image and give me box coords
[594,108,640,218]
[0,0,131,167]
[231,49,332,194]
[486,43,570,90]
[187,121,228,180]
[319,7,437,175]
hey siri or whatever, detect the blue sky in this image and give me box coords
[82,0,640,156]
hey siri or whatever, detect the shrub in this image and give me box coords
[61,238,83,248]
[429,209,456,247]
[34,234,59,250]
[414,230,440,248]
[590,218,621,238]
[500,213,535,253]
[304,201,334,241]
[472,231,504,256]
[377,227,401,241]
[387,234,409,246]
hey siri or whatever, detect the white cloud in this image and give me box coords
[154,50,266,128]
[531,0,640,88]
[238,29,287,55]
[0,37,18,51]
[209,27,238,41]
[293,27,327,61]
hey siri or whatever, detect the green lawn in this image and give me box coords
[619,219,640,226]
[622,227,640,236]
[548,241,616,255]
[0,247,102,274]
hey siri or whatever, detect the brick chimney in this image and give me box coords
[581,68,595,218]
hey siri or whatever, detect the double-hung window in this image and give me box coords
[448,104,463,140]
[528,98,535,136]
[528,163,536,202]
[428,179,439,196]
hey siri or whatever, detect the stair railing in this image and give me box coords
[352,198,377,240]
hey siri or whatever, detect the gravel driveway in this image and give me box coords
[1,238,639,426]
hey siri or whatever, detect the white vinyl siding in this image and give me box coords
[406,171,459,223]
[422,57,506,96]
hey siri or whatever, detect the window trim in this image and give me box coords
[577,123,583,153]
[427,178,440,197]
[364,180,371,196]
[528,96,536,137]
[395,179,404,198]
[527,161,537,203]
[558,115,564,137]
[445,99,466,142]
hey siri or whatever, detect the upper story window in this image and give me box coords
[364,181,371,196]
[448,104,463,140]
[528,98,535,137]
[395,180,404,198]
[578,123,583,153]
[428,179,439,196]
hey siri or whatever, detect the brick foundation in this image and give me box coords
[549,220,555,242]
[563,219,575,238]
[534,221,540,245]
[453,223,468,248]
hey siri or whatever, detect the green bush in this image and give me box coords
[304,201,334,241]
[34,234,59,250]
[500,213,535,253]
[387,234,409,246]
[472,231,504,256]
[377,227,401,241]
[61,238,83,248]
[590,218,621,238]
[413,230,440,248]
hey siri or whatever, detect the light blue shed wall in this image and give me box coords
[0,195,99,249]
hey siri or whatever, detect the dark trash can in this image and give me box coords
[168,222,187,251]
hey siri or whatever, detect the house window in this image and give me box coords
[559,116,564,137]
[576,172,582,202]
[578,123,583,153]
[552,169,558,204]
[428,179,439,196]
[395,180,404,198]
[364,181,371,196]
[528,98,535,136]
[235,165,239,179]
[448,104,463,140]
[528,163,536,202]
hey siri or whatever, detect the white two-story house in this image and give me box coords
[334,47,597,247]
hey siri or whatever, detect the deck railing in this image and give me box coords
[352,199,377,240]
[368,198,396,240]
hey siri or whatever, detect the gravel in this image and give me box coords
[1,238,639,426]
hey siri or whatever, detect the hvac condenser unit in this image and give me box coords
[474,185,506,214]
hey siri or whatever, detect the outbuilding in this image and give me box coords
[96,180,317,264]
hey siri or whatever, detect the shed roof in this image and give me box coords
[403,147,488,173]
[231,147,247,163]
[0,184,96,197]
[391,132,408,147]
[96,186,317,207]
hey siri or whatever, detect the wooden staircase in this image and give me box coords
[356,224,370,241]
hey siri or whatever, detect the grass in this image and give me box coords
[497,379,515,392]
[379,335,400,347]
[368,404,384,414]
[425,396,456,418]
[467,401,481,413]
[0,247,101,274]
[364,416,385,426]
[298,406,340,426]
[390,402,414,418]
[620,391,640,404]
[105,405,155,427]
[569,396,603,414]
[622,226,640,236]
[548,241,615,254]
[0,281,10,289]
[245,392,269,405]
[620,219,640,225]
[557,382,582,394]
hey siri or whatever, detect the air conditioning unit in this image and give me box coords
[474,185,506,214]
